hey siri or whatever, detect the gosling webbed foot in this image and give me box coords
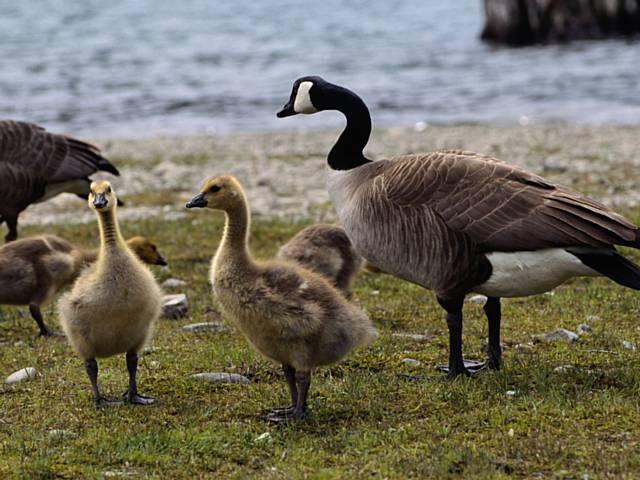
[264,405,296,416]
[94,396,123,408]
[123,390,156,405]
[38,327,65,338]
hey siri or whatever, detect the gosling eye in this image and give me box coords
[106,186,112,194]
[209,185,221,193]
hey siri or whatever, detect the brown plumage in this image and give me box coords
[0,120,119,242]
[0,234,166,336]
[186,175,377,422]
[58,181,162,406]
[276,224,363,297]
[278,76,640,377]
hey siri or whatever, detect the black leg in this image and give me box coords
[435,295,470,378]
[266,365,298,416]
[4,215,17,242]
[123,351,155,405]
[84,359,121,407]
[29,303,53,337]
[483,297,502,370]
[266,370,311,422]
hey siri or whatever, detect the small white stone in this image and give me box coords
[192,372,250,384]
[161,278,187,289]
[5,367,37,385]
[392,333,431,342]
[585,315,601,322]
[576,324,592,335]
[182,322,225,333]
[506,390,517,397]
[161,294,188,319]
[554,365,573,373]
[401,358,422,367]
[255,432,272,443]
[370,290,380,296]
[414,121,428,132]
[507,428,514,437]
[48,429,76,439]
[622,341,636,351]
[467,294,487,305]
[535,328,579,343]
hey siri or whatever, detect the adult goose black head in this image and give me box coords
[277,76,640,378]
[0,120,120,242]
[277,76,372,171]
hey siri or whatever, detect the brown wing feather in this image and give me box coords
[0,120,119,182]
[382,151,637,252]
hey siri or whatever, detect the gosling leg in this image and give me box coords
[266,370,310,422]
[265,364,297,416]
[29,302,62,337]
[4,215,17,242]
[84,359,122,407]
[123,351,155,405]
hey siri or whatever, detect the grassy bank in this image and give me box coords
[2,208,640,479]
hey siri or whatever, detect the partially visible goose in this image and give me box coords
[58,181,162,406]
[277,76,640,377]
[0,234,166,336]
[0,120,119,242]
[186,175,377,422]
[277,224,363,298]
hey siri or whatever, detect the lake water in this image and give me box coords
[1,0,639,137]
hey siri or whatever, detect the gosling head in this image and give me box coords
[185,175,243,212]
[126,236,168,266]
[88,181,117,213]
[276,75,333,118]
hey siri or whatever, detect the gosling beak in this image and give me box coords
[276,100,297,118]
[93,193,108,209]
[156,255,168,266]
[186,192,207,209]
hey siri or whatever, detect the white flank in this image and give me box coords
[294,81,318,114]
[474,248,599,298]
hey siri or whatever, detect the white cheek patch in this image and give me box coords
[294,81,318,114]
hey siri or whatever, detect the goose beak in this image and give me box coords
[156,255,168,266]
[186,192,207,209]
[93,193,108,209]
[276,100,297,118]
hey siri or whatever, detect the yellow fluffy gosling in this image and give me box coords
[186,175,377,422]
[58,181,162,407]
[277,224,363,298]
[0,235,166,336]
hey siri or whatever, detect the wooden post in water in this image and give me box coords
[481,0,640,45]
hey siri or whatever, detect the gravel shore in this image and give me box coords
[21,123,640,227]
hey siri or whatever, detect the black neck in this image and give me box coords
[326,86,372,171]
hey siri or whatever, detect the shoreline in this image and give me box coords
[21,123,640,227]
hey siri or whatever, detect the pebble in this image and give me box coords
[622,340,637,351]
[554,365,574,373]
[585,315,601,322]
[506,390,517,397]
[507,428,514,437]
[161,294,188,319]
[401,358,422,367]
[161,278,187,290]
[182,322,226,333]
[467,294,487,305]
[5,367,37,385]
[392,333,431,342]
[576,324,592,335]
[255,432,272,443]
[534,328,579,343]
[192,372,250,384]
[48,429,76,439]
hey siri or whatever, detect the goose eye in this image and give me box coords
[209,185,221,193]
[106,187,112,194]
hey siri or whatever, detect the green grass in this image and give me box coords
[2,212,640,479]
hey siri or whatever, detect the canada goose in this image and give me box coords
[58,181,162,406]
[0,120,119,242]
[0,235,166,336]
[186,175,377,422]
[277,76,640,377]
[277,224,363,298]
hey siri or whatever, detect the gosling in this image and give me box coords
[0,235,166,337]
[277,224,363,298]
[58,181,162,407]
[186,175,377,422]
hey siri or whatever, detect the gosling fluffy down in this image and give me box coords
[277,224,363,297]
[58,181,161,406]
[186,175,377,422]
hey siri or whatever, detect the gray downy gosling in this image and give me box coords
[186,175,378,422]
[0,235,167,337]
[277,224,363,298]
[58,181,162,407]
